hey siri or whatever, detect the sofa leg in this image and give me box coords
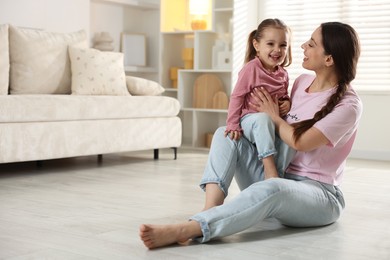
[154,148,177,160]
[36,160,43,168]
[97,154,103,163]
[154,149,159,160]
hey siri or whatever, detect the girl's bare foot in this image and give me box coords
[139,221,202,249]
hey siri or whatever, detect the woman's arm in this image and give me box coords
[250,88,329,152]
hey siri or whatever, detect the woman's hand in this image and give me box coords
[250,88,280,121]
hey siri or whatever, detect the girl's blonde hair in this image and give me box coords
[245,18,292,67]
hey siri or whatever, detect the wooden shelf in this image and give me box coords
[160,0,233,149]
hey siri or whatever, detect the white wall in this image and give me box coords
[232,0,259,89]
[90,1,123,51]
[0,0,89,34]
[350,91,390,161]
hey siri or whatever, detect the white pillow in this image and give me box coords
[0,24,9,95]
[126,76,165,96]
[69,47,129,96]
[9,26,87,94]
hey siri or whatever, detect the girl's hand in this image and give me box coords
[224,130,242,140]
[249,87,280,120]
[278,99,291,117]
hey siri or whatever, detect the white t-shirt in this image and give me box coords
[285,74,363,185]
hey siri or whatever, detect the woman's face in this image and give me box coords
[301,27,329,71]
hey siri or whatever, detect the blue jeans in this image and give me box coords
[240,112,277,159]
[189,127,345,243]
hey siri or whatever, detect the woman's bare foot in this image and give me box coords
[139,221,202,249]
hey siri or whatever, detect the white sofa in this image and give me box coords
[0,24,182,164]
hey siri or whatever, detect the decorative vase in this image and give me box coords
[94,32,114,51]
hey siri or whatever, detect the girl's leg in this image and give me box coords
[203,183,224,211]
[240,113,278,178]
[234,133,294,190]
[274,134,296,176]
[262,156,278,179]
[190,178,344,243]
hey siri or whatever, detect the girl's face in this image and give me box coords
[253,28,289,72]
[301,27,331,71]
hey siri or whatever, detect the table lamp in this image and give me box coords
[189,0,208,30]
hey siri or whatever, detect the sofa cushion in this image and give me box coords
[0,95,180,123]
[0,24,9,95]
[126,76,165,96]
[9,26,87,94]
[69,47,129,96]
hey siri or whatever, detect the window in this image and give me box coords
[262,0,390,91]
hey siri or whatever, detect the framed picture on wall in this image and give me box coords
[120,33,146,66]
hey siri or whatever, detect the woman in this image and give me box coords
[139,21,362,249]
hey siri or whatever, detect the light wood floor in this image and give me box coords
[0,149,389,260]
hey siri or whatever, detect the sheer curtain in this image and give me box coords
[262,0,390,91]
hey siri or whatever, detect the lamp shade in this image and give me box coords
[189,0,208,15]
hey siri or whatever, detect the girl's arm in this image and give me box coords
[250,88,329,152]
[278,99,290,117]
[226,63,256,132]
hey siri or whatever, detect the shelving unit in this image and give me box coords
[91,0,235,149]
[90,0,160,82]
[160,0,234,149]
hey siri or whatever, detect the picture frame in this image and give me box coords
[120,33,146,66]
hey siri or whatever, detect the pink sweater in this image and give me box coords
[226,58,289,132]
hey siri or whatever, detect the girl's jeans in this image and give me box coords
[240,112,278,159]
[190,127,345,243]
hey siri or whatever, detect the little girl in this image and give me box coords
[225,18,294,179]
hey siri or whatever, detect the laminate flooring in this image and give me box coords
[0,149,389,260]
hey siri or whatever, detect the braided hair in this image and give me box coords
[292,22,361,142]
[245,18,292,67]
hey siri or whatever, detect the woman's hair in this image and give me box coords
[245,18,292,67]
[292,22,361,142]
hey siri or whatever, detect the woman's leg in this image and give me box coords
[240,113,278,178]
[190,178,344,243]
[139,221,202,249]
[140,178,344,248]
[140,127,262,249]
